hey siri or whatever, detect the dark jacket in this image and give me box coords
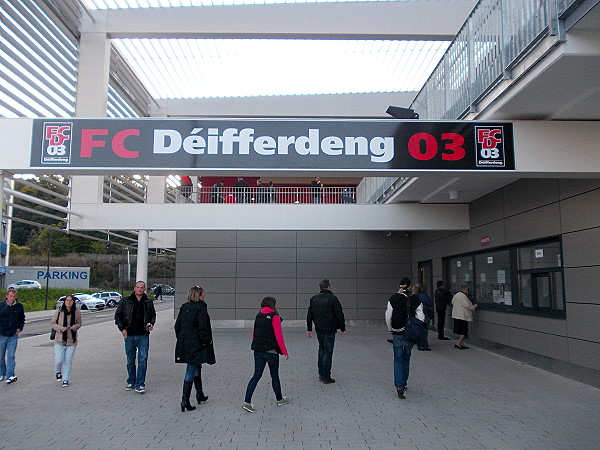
[434,287,453,310]
[114,292,156,333]
[307,289,345,334]
[386,292,421,335]
[0,301,25,337]
[174,300,215,365]
[251,311,282,354]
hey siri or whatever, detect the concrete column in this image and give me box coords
[136,229,149,284]
[0,173,5,264]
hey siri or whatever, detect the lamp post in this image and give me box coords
[44,230,51,310]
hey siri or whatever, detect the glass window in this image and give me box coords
[447,256,474,293]
[474,250,512,306]
[518,241,561,270]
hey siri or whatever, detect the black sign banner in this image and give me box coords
[30,119,514,171]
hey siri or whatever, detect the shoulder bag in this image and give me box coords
[404,295,427,344]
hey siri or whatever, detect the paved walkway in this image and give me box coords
[2,309,599,449]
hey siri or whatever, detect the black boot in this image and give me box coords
[194,375,208,403]
[181,381,196,412]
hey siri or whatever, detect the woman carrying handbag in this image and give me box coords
[51,294,82,387]
[174,285,216,412]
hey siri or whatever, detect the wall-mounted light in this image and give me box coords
[386,106,419,119]
[449,190,460,200]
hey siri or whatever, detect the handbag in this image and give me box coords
[404,296,428,344]
[50,311,59,340]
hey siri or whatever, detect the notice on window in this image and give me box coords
[535,249,544,258]
[497,270,506,284]
[457,261,462,268]
[487,256,494,264]
[465,273,470,281]
[480,273,486,282]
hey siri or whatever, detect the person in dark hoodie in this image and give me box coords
[306,279,346,384]
[114,280,156,394]
[0,288,25,384]
[385,277,424,399]
[175,285,215,412]
[242,296,289,413]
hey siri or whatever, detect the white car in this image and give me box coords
[55,294,106,311]
[91,291,122,307]
[7,280,42,290]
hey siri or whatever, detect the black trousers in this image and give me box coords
[436,308,447,338]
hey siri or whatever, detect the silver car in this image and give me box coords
[55,294,106,311]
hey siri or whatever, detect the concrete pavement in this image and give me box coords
[1,308,599,449]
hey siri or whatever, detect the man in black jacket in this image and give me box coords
[306,279,345,384]
[434,280,452,340]
[0,289,25,384]
[115,281,156,394]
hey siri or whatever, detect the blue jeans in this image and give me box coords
[393,334,414,388]
[317,333,336,379]
[0,334,18,378]
[124,335,149,388]
[244,351,282,403]
[184,364,201,382]
[54,344,77,381]
[417,320,430,350]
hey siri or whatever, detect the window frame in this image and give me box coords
[442,237,566,318]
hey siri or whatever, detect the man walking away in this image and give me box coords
[115,281,156,394]
[306,279,345,384]
[0,288,25,384]
[434,281,452,340]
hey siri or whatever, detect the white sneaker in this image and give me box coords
[6,376,17,384]
[0,375,5,382]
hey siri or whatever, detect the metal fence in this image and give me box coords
[412,0,568,120]
[176,186,357,204]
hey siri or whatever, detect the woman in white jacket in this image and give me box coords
[451,284,477,349]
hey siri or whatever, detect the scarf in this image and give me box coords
[61,307,77,343]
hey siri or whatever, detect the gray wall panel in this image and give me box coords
[357,263,412,278]
[467,220,506,252]
[470,188,505,228]
[297,231,356,248]
[357,293,389,309]
[560,189,600,233]
[297,247,356,263]
[472,321,511,345]
[357,278,401,294]
[358,308,385,319]
[237,230,296,248]
[565,303,600,341]
[564,267,600,306]
[562,228,600,267]
[509,328,569,360]
[503,179,559,216]
[504,203,561,244]
[297,262,356,278]
[178,247,236,263]
[177,262,237,278]
[236,293,297,309]
[357,231,411,248]
[559,179,600,200]
[357,248,411,263]
[476,310,511,326]
[236,247,297,263]
[177,277,236,294]
[203,293,236,309]
[507,314,567,335]
[236,277,296,293]
[236,262,297,278]
[567,339,600,371]
[177,230,236,247]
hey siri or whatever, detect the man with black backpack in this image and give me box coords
[385,277,424,399]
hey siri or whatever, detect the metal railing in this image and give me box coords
[411,0,569,120]
[175,186,357,204]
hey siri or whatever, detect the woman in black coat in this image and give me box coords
[175,285,216,412]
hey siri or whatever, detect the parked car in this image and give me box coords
[91,291,122,307]
[7,280,42,290]
[55,294,105,311]
[149,284,175,295]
